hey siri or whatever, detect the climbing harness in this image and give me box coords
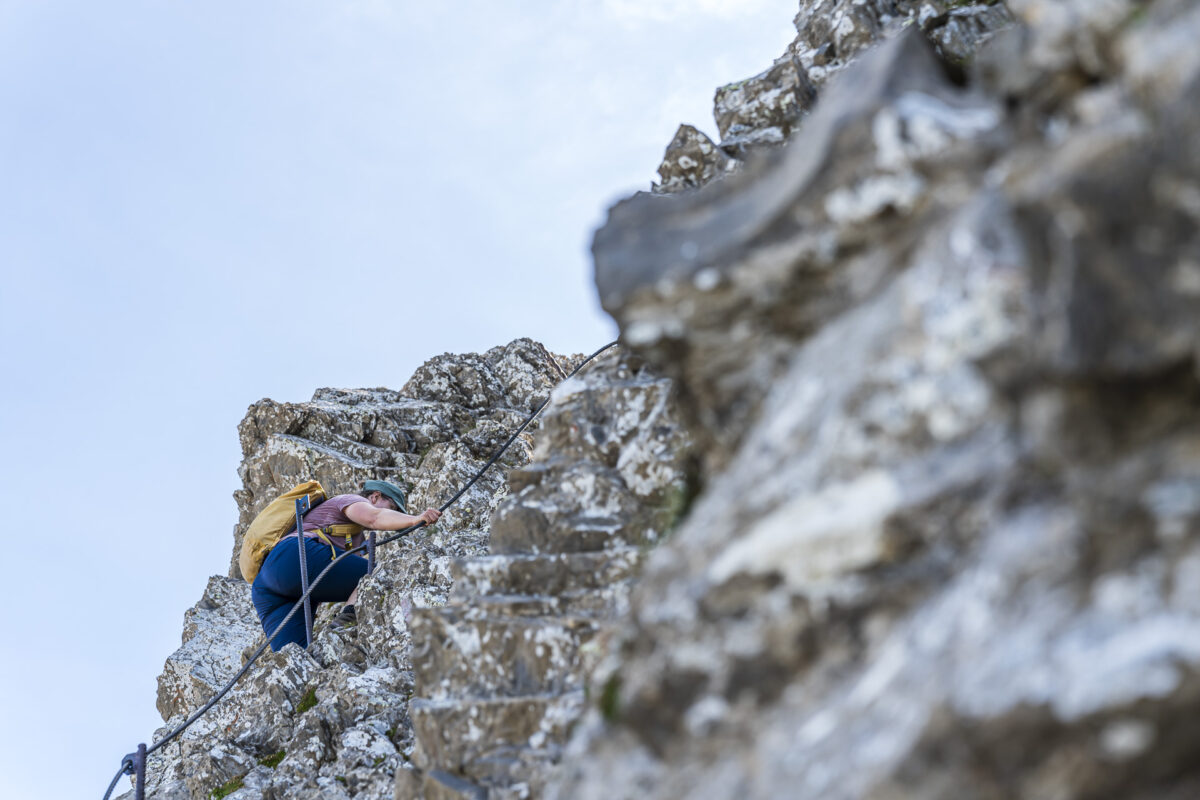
[101,341,618,800]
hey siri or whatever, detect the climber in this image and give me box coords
[250,479,441,651]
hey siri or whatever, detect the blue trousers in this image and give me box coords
[251,536,369,651]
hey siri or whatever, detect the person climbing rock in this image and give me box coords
[251,479,441,651]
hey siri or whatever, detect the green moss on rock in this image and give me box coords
[295,686,318,714]
[599,674,622,722]
[210,775,245,799]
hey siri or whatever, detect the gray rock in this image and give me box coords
[714,56,818,151]
[401,351,691,797]
[920,1,1014,65]
[131,341,689,800]
[228,338,565,578]
[553,1,1200,797]
[790,1,1011,83]
[597,30,1004,472]
[156,576,261,721]
[138,340,572,800]
[648,0,1013,199]
[652,124,736,195]
[128,2,1200,798]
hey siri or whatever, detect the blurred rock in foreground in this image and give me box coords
[556,1,1200,798]
[122,1,1200,798]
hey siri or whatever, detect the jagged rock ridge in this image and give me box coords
[128,339,576,799]
[654,0,1012,194]
[124,340,691,800]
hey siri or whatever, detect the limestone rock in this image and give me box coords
[714,56,818,151]
[919,1,1015,65]
[120,341,688,800]
[122,2,1200,799]
[648,1,1011,216]
[599,30,1005,472]
[653,124,735,195]
[399,350,691,798]
[789,1,1012,84]
[122,340,572,800]
[228,338,567,578]
[155,576,261,721]
[555,1,1200,798]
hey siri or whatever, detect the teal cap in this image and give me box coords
[362,480,407,513]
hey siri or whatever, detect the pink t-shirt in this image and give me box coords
[283,493,370,552]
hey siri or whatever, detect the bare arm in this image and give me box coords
[344,502,441,530]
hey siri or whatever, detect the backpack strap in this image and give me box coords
[310,523,365,558]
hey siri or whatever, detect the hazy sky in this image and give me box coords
[0,2,796,797]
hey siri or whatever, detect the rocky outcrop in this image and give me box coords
[124,1,1200,798]
[155,576,261,723]
[122,340,689,800]
[127,339,578,800]
[229,340,569,579]
[714,56,818,153]
[400,352,691,798]
[554,0,1200,798]
[654,0,1012,195]
[653,124,736,195]
[789,0,1014,82]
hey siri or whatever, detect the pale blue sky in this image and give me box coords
[0,2,796,797]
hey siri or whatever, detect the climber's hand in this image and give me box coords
[419,508,441,525]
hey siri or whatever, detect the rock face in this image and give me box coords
[789,0,1014,81]
[714,56,818,152]
[125,1,1200,798]
[553,0,1200,798]
[122,340,690,800]
[654,0,1012,195]
[128,340,576,800]
[400,352,691,798]
[653,124,736,195]
[229,339,569,579]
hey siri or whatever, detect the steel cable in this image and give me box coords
[102,762,131,800]
[102,341,618,799]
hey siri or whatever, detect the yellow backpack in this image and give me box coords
[238,480,360,582]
